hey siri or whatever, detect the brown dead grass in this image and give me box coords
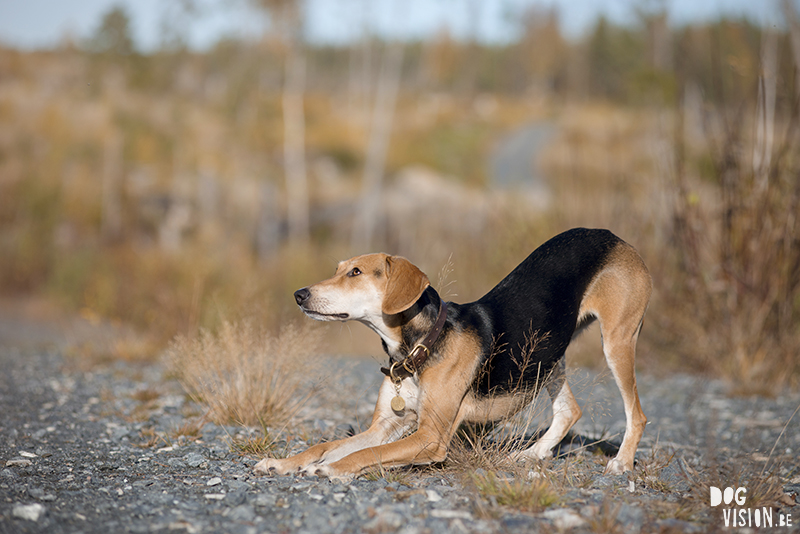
[167,321,321,428]
[471,469,560,513]
[677,456,788,523]
[228,431,276,457]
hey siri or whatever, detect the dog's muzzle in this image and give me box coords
[294,287,348,320]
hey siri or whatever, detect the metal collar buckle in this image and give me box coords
[390,343,430,382]
[388,360,403,383]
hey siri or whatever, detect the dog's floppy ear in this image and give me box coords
[382,256,430,315]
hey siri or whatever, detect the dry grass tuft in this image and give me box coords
[470,469,560,513]
[586,499,625,534]
[630,445,677,493]
[137,427,169,449]
[167,321,321,428]
[362,465,416,486]
[228,427,278,457]
[131,387,161,404]
[171,417,206,441]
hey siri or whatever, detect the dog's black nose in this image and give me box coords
[294,288,310,306]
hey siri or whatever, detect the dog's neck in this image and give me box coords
[379,286,443,363]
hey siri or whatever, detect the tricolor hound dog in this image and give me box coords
[255,228,651,479]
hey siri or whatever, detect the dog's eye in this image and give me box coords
[348,267,362,277]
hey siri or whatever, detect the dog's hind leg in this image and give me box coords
[600,321,647,474]
[515,359,582,461]
[588,247,651,474]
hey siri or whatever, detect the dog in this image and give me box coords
[254,228,651,479]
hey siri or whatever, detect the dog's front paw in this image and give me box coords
[604,457,630,475]
[307,463,355,483]
[509,450,529,464]
[253,458,277,474]
[255,457,296,476]
[510,445,551,464]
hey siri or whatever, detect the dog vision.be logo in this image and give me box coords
[710,486,793,528]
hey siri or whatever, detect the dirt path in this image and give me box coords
[488,121,555,203]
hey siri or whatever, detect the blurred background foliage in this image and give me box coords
[1,0,799,393]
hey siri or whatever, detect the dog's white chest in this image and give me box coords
[379,375,420,418]
[393,377,419,414]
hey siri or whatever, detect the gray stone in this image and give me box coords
[12,503,46,521]
[227,479,251,492]
[501,514,539,530]
[252,493,277,507]
[654,519,705,533]
[617,504,645,534]
[425,489,442,502]
[330,482,349,494]
[27,487,57,502]
[542,508,587,529]
[167,458,186,469]
[6,458,32,467]
[1,468,16,479]
[291,481,314,492]
[227,491,248,506]
[363,508,403,532]
[593,474,627,489]
[184,452,206,468]
[109,426,129,441]
[783,483,800,496]
[227,504,256,522]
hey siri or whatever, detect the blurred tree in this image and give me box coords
[347,0,373,122]
[634,0,671,70]
[785,0,800,99]
[85,5,137,243]
[351,0,405,251]
[457,0,481,95]
[86,5,136,56]
[351,41,403,252]
[84,3,156,89]
[517,6,567,94]
[587,16,616,98]
[158,0,200,52]
[424,29,462,88]
[252,0,309,246]
[711,19,762,104]
[586,16,644,101]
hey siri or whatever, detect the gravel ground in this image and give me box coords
[1,314,799,533]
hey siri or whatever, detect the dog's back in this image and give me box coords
[466,228,638,395]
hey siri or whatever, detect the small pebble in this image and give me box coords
[13,503,46,521]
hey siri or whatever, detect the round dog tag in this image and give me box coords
[390,395,405,412]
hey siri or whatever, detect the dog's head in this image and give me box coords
[294,254,430,325]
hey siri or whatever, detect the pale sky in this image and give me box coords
[0,0,785,51]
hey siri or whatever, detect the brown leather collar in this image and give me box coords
[381,297,448,381]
